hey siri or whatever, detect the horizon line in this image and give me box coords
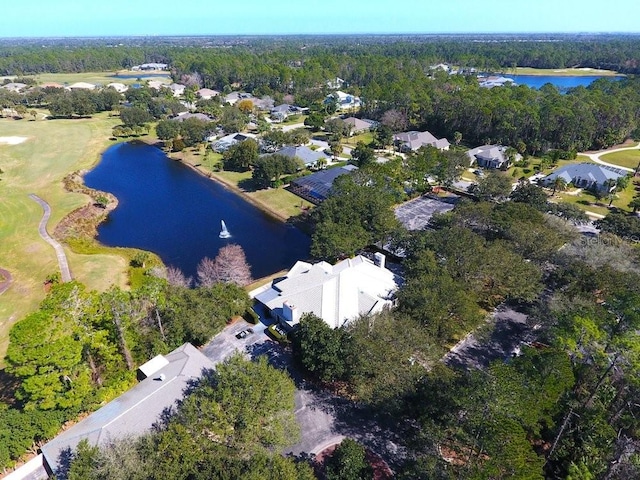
[1,31,640,40]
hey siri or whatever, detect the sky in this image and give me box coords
[0,0,638,37]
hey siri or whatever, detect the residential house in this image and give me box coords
[325,91,361,111]
[252,254,401,329]
[40,343,214,478]
[197,88,219,100]
[467,144,521,169]
[272,145,329,168]
[542,163,627,192]
[39,82,64,89]
[211,132,256,152]
[430,63,450,72]
[167,83,186,97]
[147,79,167,90]
[132,63,168,71]
[106,82,128,93]
[67,82,96,90]
[478,76,515,88]
[289,164,358,204]
[343,117,376,135]
[224,91,253,105]
[173,112,213,122]
[270,104,305,122]
[2,82,28,93]
[326,77,346,89]
[393,130,450,152]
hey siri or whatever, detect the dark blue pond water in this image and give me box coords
[508,75,621,91]
[84,142,310,280]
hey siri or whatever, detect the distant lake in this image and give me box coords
[84,143,310,280]
[508,74,622,91]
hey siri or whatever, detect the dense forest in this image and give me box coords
[2,36,640,153]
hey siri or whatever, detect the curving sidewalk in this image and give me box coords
[580,142,640,173]
[29,194,72,282]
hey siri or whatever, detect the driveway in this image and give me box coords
[580,141,640,173]
[200,319,270,365]
[245,341,408,470]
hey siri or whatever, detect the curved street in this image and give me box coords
[28,194,72,282]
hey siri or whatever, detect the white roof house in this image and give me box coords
[197,88,220,100]
[106,82,128,93]
[253,254,401,329]
[67,82,96,90]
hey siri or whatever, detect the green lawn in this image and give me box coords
[600,149,640,170]
[0,113,128,363]
[30,71,171,86]
[344,131,374,146]
[554,179,638,216]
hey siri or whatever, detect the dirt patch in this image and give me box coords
[0,267,12,295]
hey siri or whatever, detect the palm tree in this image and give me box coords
[552,177,567,195]
[628,195,640,213]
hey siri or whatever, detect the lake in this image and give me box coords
[508,74,621,91]
[84,142,311,281]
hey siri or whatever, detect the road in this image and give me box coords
[580,141,640,173]
[28,194,72,282]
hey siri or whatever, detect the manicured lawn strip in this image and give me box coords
[178,147,314,220]
[0,113,128,364]
[600,149,640,170]
[31,71,172,86]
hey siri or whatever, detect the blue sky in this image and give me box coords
[1,0,638,37]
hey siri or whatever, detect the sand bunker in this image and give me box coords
[0,136,28,145]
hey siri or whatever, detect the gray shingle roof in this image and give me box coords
[543,163,626,189]
[393,131,450,151]
[275,145,329,166]
[41,343,214,475]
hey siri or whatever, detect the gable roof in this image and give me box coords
[254,255,401,329]
[343,117,372,131]
[274,145,329,166]
[41,343,214,475]
[393,130,450,150]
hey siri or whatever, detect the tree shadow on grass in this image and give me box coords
[237,178,258,192]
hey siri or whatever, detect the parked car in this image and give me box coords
[267,323,288,342]
[235,328,254,339]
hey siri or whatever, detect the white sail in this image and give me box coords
[219,220,231,239]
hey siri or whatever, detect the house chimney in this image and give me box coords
[282,301,300,323]
[374,252,386,269]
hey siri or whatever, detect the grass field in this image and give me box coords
[178,149,314,220]
[0,112,128,364]
[600,149,640,170]
[10,71,172,87]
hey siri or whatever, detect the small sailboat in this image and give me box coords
[219,220,231,239]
